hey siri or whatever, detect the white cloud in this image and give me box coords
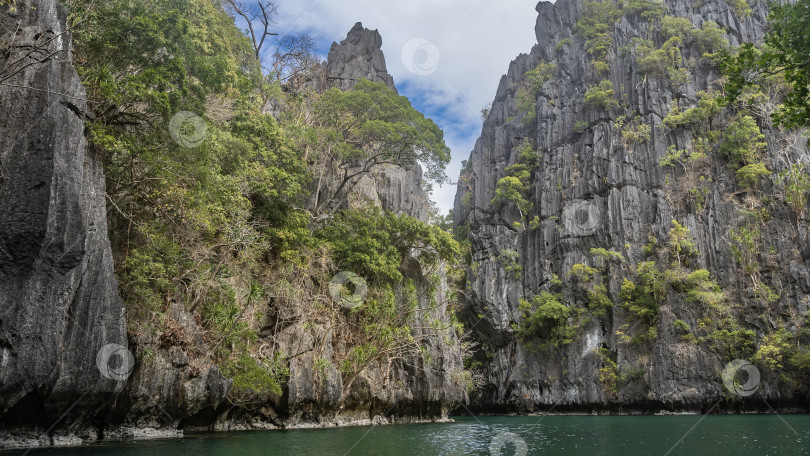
[272,0,540,214]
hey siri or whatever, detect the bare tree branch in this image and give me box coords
[221,0,279,61]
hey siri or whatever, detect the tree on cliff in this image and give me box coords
[722,0,810,128]
[303,79,451,225]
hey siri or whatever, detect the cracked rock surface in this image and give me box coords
[455,0,810,412]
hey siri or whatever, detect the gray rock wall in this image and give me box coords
[326,22,397,93]
[0,0,127,445]
[456,0,810,411]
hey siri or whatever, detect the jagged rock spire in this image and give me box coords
[325,22,397,92]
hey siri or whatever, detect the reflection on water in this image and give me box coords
[10,414,810,455]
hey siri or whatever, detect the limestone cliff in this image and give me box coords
[0,0,127,445]
[456,0,810,412]
[325,22,397,93]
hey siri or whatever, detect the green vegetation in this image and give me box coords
[498,249,523,279]
[596,347,619,397]
[722,0,810,128]
[309,79,450,221]
[663,91,721,131]
[45,0,810,405]
[492,177,533,223]
[719,115,770,189]
[615,115,652,151]
[660,145,712,212]
[584,80,620,110]
[620,262,665,326]
[660,17,693,41]
[694,21,729,59]
[778,164,810,219]
[575,0,624,111]
[514,292,575,348]
[570,249,624,317]
[576,1,622,63]
[622,0,666,19]
[492,140,541,228]
[667,220,698,267]
[320,206,459,283]
[636,36,690,84]
[556,38,573,52]
[515,61,557,126]
[60,0,463,405]
[727,0,752,19]
[614,221,753,355]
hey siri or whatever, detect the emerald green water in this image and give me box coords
[10,415,809,455]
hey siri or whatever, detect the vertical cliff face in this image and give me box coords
[0,0,127,444]
[456,0,809,411]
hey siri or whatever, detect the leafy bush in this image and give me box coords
[514,292,574,347]
[570,263,599,283]
[637,36,689,84]
[591,248,625,264]
[589,284,614,316]
[778,164,810,218]
[493,176,533,221]
[320,206,460,283]
[620,262,665,324]
[584,80,620,110]
[499,249,523,279]
[730,227,761,275]
[525,61,558,94]
[224,352,289,397]
[694,21,729,58]
[596,347,619,397]
[753,329,792,370]
[720,115,767,168]
[663,91,721,130]
[668,220,698,267]
[576,1,622,61]
[623,0,666,19]
[719,115,770,189]
[727,0,752,18]
[661,16,694,41]
[682,269,726,309]
[736,163,772,189]
[709,328,756,360]
[615,115,652,150]
[492,141,541,226]
[556,38,573,52]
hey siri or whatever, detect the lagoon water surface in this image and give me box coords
[11,415,810,455]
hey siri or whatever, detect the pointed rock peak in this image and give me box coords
[326,22,396,93]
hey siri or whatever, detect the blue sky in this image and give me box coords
[267,0,541,214]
